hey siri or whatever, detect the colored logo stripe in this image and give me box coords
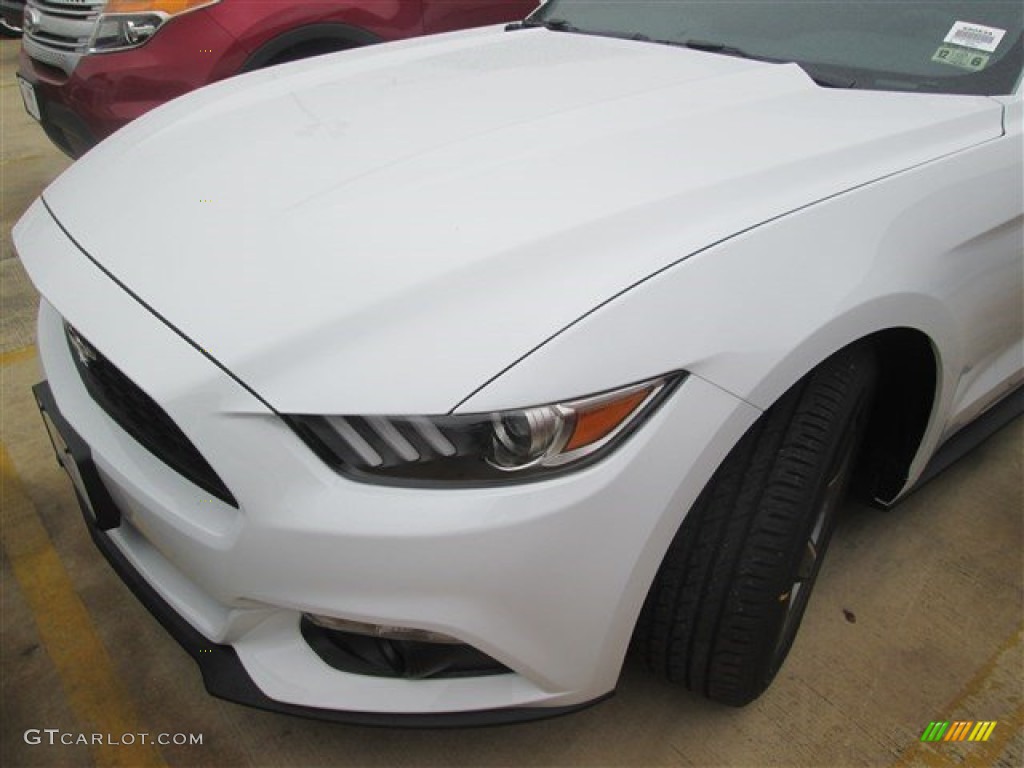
[969,721,997,742]
[920,720,997,742]
[944,721,973,741]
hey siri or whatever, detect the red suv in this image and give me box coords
[17,0,537,158]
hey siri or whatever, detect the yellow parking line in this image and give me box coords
[0,345,38,366]
[0,441,167,768]
[891,626,1023,767]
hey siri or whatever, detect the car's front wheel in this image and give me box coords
[636,344,877,705]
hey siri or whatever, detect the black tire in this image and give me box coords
[241,23,379,73]
[265,40,350,67]
[636,344,878,706]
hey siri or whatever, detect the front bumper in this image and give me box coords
[17,8,242,157]
[32,380,608,728]
[17,199,760,721]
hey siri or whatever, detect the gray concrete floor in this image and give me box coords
[1,37,1022,768]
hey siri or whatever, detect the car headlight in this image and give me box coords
[288,374,683,485]
[90,0,220,52]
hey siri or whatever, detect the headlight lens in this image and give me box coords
[89,0,219,52]
[288,374,682,485]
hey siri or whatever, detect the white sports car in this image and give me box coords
[15,0,1023,723]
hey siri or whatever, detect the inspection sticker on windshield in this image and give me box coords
[932,46,989,72]
[944,21,1005,53]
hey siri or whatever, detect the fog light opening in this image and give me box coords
[305,613,461,644]
[300,615,511,680]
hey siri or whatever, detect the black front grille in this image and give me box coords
[64,323,238,507]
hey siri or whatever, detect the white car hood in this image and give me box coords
[40,27,1003,414]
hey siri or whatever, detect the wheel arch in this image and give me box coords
[737,319,944,507]
[240,22,382,72]
[852,328,938,505]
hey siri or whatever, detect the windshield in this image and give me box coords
[526,1,1024,95]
